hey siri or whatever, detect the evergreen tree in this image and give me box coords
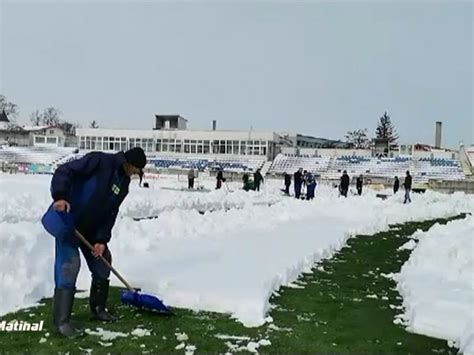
[376,112,399,144]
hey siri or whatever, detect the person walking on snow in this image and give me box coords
[294,168,303,199]
[340,170,350,197]
[403,170,412,204]
[188,168,196,189]
[216,168,225,189]
[41,147,147,338]
[254,169,264,191]
[356,175,363,196]
[393,176,400,194]
[242,173,250,190]
[283,172,291,195]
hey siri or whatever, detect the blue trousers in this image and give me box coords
[294,182,302,199]
[404,189,412,204]
[54,233,111,289]
[306,183,316,199]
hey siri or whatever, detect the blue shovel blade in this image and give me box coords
[120,289,172,314]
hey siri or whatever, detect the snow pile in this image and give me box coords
[395,216,474,354]
[1,174,473,328]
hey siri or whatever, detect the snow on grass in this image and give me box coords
[398,240,417,251]
[395,216,474,354]
[185,344,197,355]
[215,334,251,341]
[175,332,189,342]
[84,328,129,341]
[74,290,89,299]
[175,343,186,350]
[1,174,473,328]
[130,328,151,337]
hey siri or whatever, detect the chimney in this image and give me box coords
[435,121,442,149]
[212,120,217,131]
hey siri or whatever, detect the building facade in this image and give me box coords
[76,128,285,160]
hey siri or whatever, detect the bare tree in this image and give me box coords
[41,107,61,126]
[58,120,78,135]
[29,110,42,126]
[345,128,370,149]
[0,95,19,118]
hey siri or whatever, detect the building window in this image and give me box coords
[233,140,239,155]
[241,141,246,155]
[213,140,219,154]
[175,139,182,153]
[35,136,46,144]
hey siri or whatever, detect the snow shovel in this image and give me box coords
[74,229,172,314]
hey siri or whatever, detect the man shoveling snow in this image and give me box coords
[42,147,146,337]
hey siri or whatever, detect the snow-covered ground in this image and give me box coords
[1,173,473,329]
[395,216,474,354]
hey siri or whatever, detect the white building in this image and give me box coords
[76,127,284,160]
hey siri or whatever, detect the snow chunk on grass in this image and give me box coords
[98,341,113,347]
[185,344,197,354]
[215,334,251,341]
[264,315,273,323]
[175,332,189,341]
[85,328,128,341]
[175,342,186,350]
[246,341,260,353]
[258,339,271,346]
[74,290,89,299]
[131,328,151,337]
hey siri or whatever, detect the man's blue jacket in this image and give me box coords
[43,151,130,243]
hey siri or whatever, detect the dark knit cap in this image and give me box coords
[124,147,147,170]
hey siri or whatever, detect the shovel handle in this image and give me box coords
[74,229,135,292]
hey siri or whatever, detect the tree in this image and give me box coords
[29,110,42,126]
[29,107,77,135]
[58,120,77,135]
[41,107,61,126]
[0,95,19,118]
[89,120,99,128]
[345,128,370,149]
[376,112,399,144]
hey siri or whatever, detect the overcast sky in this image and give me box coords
[0,0,472,148]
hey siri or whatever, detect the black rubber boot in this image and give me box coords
[53,288,83,338]
[90,279,117,322]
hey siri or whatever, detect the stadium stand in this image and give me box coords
[269,153,331,175]
[0,145,467,183]
[146,154,266,172]
[0,146,78,166]
[268,153,465,182]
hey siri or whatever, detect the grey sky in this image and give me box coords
[0,0,472,148]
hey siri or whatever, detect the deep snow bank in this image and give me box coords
[1,174,473,327]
